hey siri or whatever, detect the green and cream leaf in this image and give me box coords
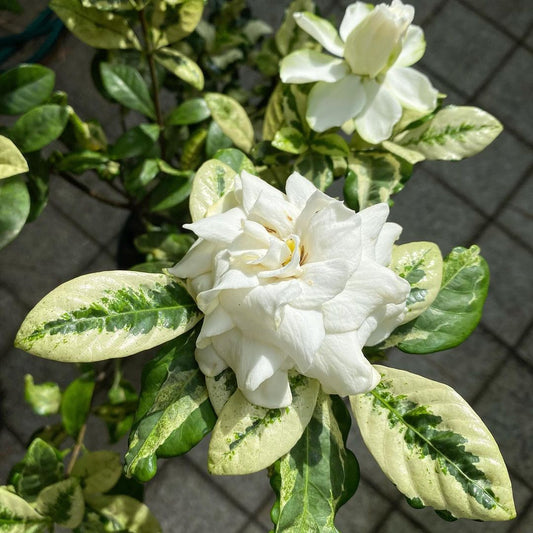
[154,47,204,90]
[24,375,61,416]
[71,451,122,495]
[0,486,49,532]
[15,271,201,362]
[35,478,84,529]
[391,106,503,161]
[351,366,516,521]
[205,368,238,416]
[208,375,319,475]
[390,242,443,324]
[270,391,359,532]
[125,329,216,482]
[0,136,28,179]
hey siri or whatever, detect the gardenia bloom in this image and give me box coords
[279,1,438,143]
[170,172,410,409]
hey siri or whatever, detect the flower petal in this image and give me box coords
[396,25,426,67]
[354,80,402,143]
[195,343,228,377]
[241,369,292,409]
[305,331,380,396]
[279,50,349,84]
[197,305,235,348]
[285,171,319,209]
[384,66,437,112]
[306,75,366,132]
[169,239,216,279]
[184,207,245,243]
[359,203,390,261]
[240,337,287,391]
[375,222,402,266]
[343,3,412,77]
[293,11,344,56]
[339,2,373,42]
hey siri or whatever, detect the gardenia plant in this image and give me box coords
[0,0,516,532]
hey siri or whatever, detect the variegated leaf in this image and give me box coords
[35,478,84,529]
[390,242,443,324]
[125,329,216,482]
[204,93,254,153]
[205,368,238,416]
[351,366,516,521]
[154,47,204,90]
[263,83,284,141]
[391,106,503,161]
[270,391,359,532]
[0,486,49,532]
[208,375,319,475]
[15,271,201,362]
[71,451,122,496]
[189,159,236,222]
[272,126,308,154]
[0,136,28,179]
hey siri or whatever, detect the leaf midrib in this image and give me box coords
[370,389,508,513]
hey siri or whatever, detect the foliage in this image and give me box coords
[1,1,514,532]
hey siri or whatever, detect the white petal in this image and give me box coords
[197,305,235,348]
[384,66,437,111]
[195,344,227,377]
[306,75,366,133]
[293,11,344,56]
[354,80,402,143]
[277,305,325,372]
[339,2,373,42]
[396,25,426,67]
[169,239,216,279]
[236,171,286,214]
[241,369,292,409]
[184,207,245,243]
[239,337,287,391]
[343,4,410,77]
[279,50,349,83]
[322,259,409,335]
[292,259,354,310]
[305,331,380,396]
[285,171,318,208]
[297,195,362,264]
[365,298,409,346]
[359,202,390,261]
[375,222,402,266]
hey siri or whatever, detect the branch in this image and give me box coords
[65,423,87,476]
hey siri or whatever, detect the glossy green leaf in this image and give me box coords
[85,494,161,533]
[189,159,236,222]
[109,123,160,159]
[295,152,333,192]
[125,329,215,482]
[81,0,148,9]
[150,0,204,49]
[213,148,255,174]
[0,136,28,179]
[11,439,63,502]
[149,173,193,212]
[155,47,204,90]
[130,261,174,273]
[24,375,61,416]
[0,486,49,532]
[272,126,308,154]
[208,374,319,475]
[344,152,410,212]
[25,155,49,222]
[166,98,210,126]
[0,64,54,115]
[385,246,489,353]
[15,270,202,362]
[390,242,443,324]
[282,84,310,133]
[391,106,503,161]
[0,0,23,13]
[351,365,516,521]
[204,92,254,153]
[270,391,359,532]
[0,177,30,249]
[7,104,69,153]
[35,478,84,528]
[134,231,194,262]
[50,0,140,49]
[57,150,110,174]
[311,133,350,157]
[205,120,233,158]
[71,451,122,495]
[262,83,283,141]
[61,373,95,437]
[275,0,315,55]
[100,63,155,118]
[205,368,237,416]
[124,158,160,197]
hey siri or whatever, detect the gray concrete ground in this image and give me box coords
[1,1,532,532]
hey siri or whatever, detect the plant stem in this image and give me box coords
[65,423,87,476]
[138,8,166,158]
[57,171,131,209]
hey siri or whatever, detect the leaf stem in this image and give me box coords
[56,171,131,209]
[65,423,87,476]
[138,8,166,158]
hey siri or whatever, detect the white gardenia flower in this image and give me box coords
[279,0,438,144]
[170,171,410,409]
